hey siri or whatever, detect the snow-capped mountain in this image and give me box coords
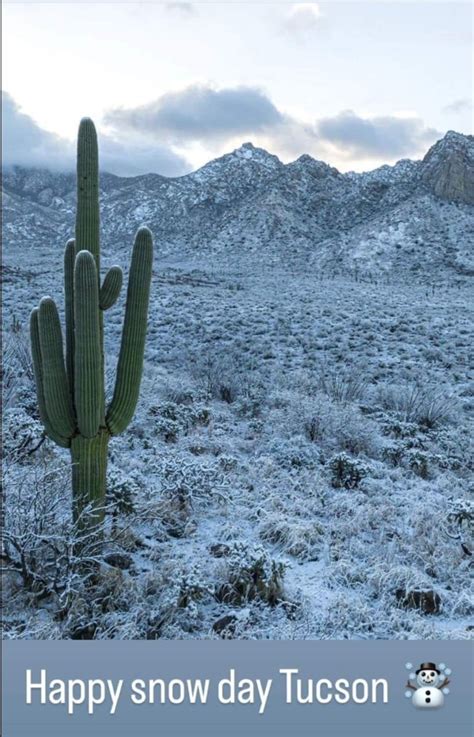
[3,131,474,276]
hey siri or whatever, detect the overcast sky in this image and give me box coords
[2,1,473,175]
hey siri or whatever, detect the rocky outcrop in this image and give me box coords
[421,130,474,204]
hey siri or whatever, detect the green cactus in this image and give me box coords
[30,118,153,533]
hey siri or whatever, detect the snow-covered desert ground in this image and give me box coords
[2,258,473,640]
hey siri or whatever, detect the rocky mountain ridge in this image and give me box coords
[3,130,473,277]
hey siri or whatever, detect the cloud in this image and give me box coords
[2,91,190,176]
[442,98,473,114]
[284,3,323,33]
[315,110,440,159]
[2,91,75,170]
[99,137,191,177]
[106,86,439,163]
[104,85,284,144]
[164,2,196,15]
[3,88,441,177]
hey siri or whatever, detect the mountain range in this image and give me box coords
[3,130,473,278]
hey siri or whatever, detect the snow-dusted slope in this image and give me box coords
[2,131,473,276]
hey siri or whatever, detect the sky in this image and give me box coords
[2,1,473,176]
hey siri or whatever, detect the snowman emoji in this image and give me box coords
[405,662,451,709]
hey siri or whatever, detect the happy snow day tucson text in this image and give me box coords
[26,668,389,715]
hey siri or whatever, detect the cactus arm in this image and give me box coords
[76,117,105,423]
[100,266,123,310]
[64,239,76,395]
[106,227,153,435]
[30,309,70,448]
[76,118,100,273]
[37,298,76,440]
[74,250,102,438]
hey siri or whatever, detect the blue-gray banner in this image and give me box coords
[3,641,474,737]
[2,640,473,736]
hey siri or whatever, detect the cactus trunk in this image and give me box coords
[71,431,109,530]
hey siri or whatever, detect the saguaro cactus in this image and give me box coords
[30,118,153,532]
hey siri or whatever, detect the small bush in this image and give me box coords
[329,453,368,489]
[407,449,430,479]
[192,352,245,404]
[316,368,368,404]
[149,402,210,443]
[376,384,456,428]
[2,325,34,409]
[151,457,229,537]
[3,408,44,462]
[299,394,381,457]
[268,438,320,470]
[107,469,140,530]
[380,417,420,439]
[215,544,285,606]
[259,517,323,561]
[447,499,473,534]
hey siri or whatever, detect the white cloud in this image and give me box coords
[104,85,284,144]
[164,3,196,16]
[105,86,441,164]
[284,3,323,33]
[3,88,443,176]
[442,98,473,115]
[2,91,191,176]
[315,110,440,159]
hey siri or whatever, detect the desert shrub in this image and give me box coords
[151,457,229,537]
[380,417,420,439]
[2,324,34,410]
[448,499,473,527]
[446,499,474,541]
[382,440,441,479]
[160,457,228,503]
[191,352,246,403]
[61,568,142,639]
[107,469,141,534]
[259,517,323,560]
[317,592,380,638]
[235,389,267,419]
[215,544,285,606]
[88,568,137,614]
[144,563,214,638]
[176,566,211,608]
[218,454,239,472]
[3,408,45,462]
[316,367,369,403]
[450,592,474,617]
[368,564,435,603]
[268,438,320,470]
[376,384,457,428]
[2,461,102,610]
[149,401,210,443]
[154,415,180,444]
[406,449,430,479]
[435,427,474,474]
[329,452,369,489]
[299,394,381,457]
[14,384,39,416]
[2,456,149,637]
[382,442,404,467]
[162,379,206,406]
